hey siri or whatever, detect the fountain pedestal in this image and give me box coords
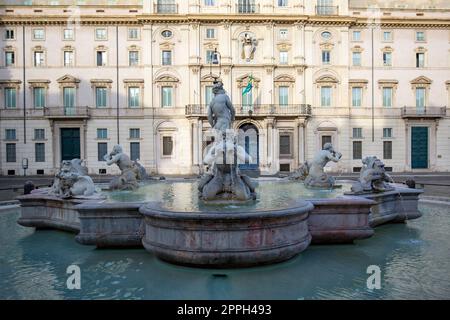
[140,200,313,268]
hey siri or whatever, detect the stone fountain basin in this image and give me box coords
[139,200,313,268]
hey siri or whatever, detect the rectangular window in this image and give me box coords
[416,31,425,42]
[382,87,393,107]
[279,29,288,39]
[242,87,253,108]
[279,135,291,156]
[162,136,173,156]
[5,129,16,140]
[95,87,107,108]
[128,87,140,108]
[205,85,213,105]
[322,50,330,64]
[416,53,425,68]
[33,29,45,40]
[161,86,173,107]
[35,143,45,162]
[383,52,392,66]
[279,51,288,64]
[97,142,108,161]
[383,31,392,41]
[64,51,74,67]
[383,141,393,160]
[5,28,15,40]
[352,87,362,107]
[130,142,140,161]
[353,141,362,160]
[352,52,361,66]
[321,135,332,149]
[4,88,16,109]
[321,86,331,107]
[96,51,107,66]
[129,51,139,66]
[352,128,362,139]
[97,128,108,139]
[95,28,107,40]
[63,28,74,40]
[162,50,172,65]
[128,28,139,40]
[383,128,392,138]
[5,51,14,66]
[34,128,45,140]
[129,128,140,139]
[279,86,289,106]
[206,50,214,64]
[416,87,426,110]
[204,0,216,5]
[33,87,45,108]
[6,143,16,162]
[278,0,288,6]
[352,31,361,41]
[206,28,215,39]
[34,51,44,67]
[63,87,75,108]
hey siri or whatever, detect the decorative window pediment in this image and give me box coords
[415,46,427,53]
[277,43,292,51]
[319,42,334,51]
[57,75,80,87]
[411,76,432,89]
[124,79,144,88]
[274,74,295,86]
[155,75,179,87]
[204,42,219,50]
[90,79,113,88]
[0,79,21,88]
[159,41,175,50]
[127,44,140,51]
[352,45,364,52]
[315,75,339,86]
[95,45,108,51]
[201,74,221,83]
[378,79,398,89]
[28,79,50,88]
[382,46,394,52]
[349,79,368,88]
[237,74,260,89]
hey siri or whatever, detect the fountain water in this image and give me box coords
[15,83,424,268]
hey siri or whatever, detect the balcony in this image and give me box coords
[236,3,260,14]
[154,3,178,14]
[316,5,339,15]
[401,107,446,119]
[186,104,312,118]
[44,107,90,119]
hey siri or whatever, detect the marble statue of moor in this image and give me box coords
[207,81,235,133]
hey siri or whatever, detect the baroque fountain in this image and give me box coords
[16,81,423,268]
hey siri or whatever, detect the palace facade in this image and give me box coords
[0,0,449,176]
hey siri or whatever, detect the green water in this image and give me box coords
[1,202,450,299]
[106,180,352,212]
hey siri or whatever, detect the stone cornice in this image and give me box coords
[0,14,449,28]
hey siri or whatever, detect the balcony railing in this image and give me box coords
[316,5,339,15]
[44,106,90,119]
[154,3,178,14]
[186,104,312,117]
[236,3,260,14]
[401,107,446,118]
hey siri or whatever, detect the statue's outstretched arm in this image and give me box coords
[226,96,235,122]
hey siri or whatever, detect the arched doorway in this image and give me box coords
[238,123,259,170]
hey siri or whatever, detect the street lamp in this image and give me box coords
[209,48,222,83]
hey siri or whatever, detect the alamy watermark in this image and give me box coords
[366,265,381,290]
[66,265,81,290]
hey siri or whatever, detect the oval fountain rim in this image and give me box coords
[139,199,314,220]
